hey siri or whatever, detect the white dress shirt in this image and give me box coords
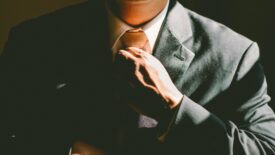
[106,0,170,58]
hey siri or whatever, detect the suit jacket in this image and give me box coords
[1,0,275,154]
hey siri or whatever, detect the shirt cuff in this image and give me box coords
[157,96,183,142]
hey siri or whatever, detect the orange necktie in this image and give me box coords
[120,29,158,128]
[120,28,152,53]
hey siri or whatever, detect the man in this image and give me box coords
[1,0,275,154]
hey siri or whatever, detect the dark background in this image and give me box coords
[0,0,274,109]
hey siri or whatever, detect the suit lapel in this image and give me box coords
[153,2,195,82]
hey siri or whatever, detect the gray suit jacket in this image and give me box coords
[1,0,275,154]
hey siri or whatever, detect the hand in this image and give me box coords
[115,47,183,118]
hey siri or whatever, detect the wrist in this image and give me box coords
[164,91,183,109]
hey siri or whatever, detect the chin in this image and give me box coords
[118,0,153,4]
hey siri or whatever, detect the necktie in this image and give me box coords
[119,29,157,128]
[120,28,152,53]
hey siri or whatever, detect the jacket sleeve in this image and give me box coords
[163,43,275,155]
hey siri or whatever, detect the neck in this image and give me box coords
[108,0,168,27]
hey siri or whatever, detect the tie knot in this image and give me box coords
[120,29,151,53]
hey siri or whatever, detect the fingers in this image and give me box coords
[127,47,150,58]
[119,47,151,61]
[119,49,137,61]
[127,47,148,53]
[118,47,155,89]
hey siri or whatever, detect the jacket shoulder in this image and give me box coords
[8,2,91,39]
[3,2,99,62]
[186,8,254,56]
[182,8,260,95]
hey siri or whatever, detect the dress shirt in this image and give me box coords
[106,0,170,58]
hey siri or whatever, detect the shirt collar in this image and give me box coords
[106,0,170,51]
